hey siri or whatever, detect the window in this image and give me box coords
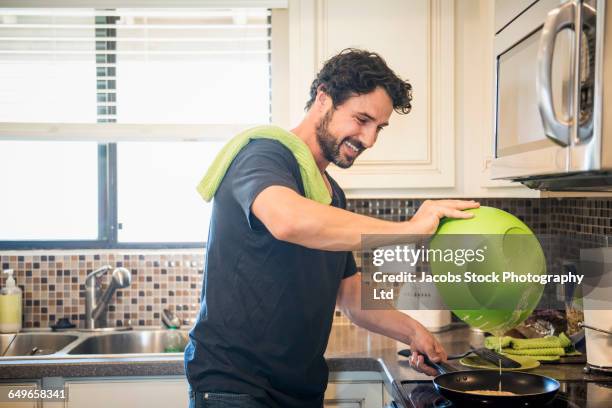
[113,12,272,124]
[0,12,97,123]
[116,141,225,243]
[0,7,275,248]
[0,141,99,241]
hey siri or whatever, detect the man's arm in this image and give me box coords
[251,185,479,251]
[336,272,446,376]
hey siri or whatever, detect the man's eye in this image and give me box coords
[356,117,367,124]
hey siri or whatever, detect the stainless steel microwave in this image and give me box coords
[491,0,612,191]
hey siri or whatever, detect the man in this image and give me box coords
[185,48,479,408]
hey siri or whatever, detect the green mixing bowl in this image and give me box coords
[429,206,545,335]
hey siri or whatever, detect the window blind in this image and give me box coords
[0,8,272,125]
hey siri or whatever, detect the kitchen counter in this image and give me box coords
[327,323,612,381]
[1,324,611,407]
[325,323,612,406]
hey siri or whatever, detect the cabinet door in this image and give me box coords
[62,377,189,408]
[0,381,39,408]
[324,402,361,408]
[289,0,455,192]
[324,381,383,408]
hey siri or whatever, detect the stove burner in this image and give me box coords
[407,385,451,408]
[549,393,582,408]
[406,387,579,408]
[400,380,610,408]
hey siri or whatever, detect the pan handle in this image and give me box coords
[397,349,456,375]
[579,322,612,336]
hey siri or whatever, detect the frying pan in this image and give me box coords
[400,350,560,407]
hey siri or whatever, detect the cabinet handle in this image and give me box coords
[537,1,575,146]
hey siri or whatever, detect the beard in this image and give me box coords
[315,109,363,169]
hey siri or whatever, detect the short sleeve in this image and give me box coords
[227,139,302,229]
[343,252,358,279]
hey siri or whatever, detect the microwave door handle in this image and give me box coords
[537,1,575,146]
[577,2,597,142]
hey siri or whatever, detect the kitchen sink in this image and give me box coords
[66,330,188,355]
[0,333,79,356]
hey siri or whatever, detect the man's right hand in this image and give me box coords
[408,199,480,235]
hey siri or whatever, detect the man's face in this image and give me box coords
[316,87,393,168]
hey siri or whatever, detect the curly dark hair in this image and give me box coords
[305,48,412,114]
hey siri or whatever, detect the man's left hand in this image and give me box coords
[406,320,447,376]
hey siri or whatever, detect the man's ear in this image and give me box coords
[315,85,332,111]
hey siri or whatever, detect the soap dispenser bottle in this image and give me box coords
[0,269,22,333]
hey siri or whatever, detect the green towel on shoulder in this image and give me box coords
[484,333,579,362]
[196,125,331,205]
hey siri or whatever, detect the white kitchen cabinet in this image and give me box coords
[0,381,40,408]
[288,0,456,194]
[324,381,384,408]
[324,372,385,408]
[286,0,548,198]
[39,374,385,408]
[54,377,189,408]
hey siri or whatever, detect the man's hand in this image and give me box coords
[405,319,447,376]
[408,199,480,235]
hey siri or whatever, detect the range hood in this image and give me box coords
[516,172,612,192]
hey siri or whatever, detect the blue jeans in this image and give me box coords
[188,390,269,408]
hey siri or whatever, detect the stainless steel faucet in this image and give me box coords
[84,265,132,330]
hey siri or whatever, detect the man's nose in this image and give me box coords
[360,128,378,149]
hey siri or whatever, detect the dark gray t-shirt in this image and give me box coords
[185,139,357,408]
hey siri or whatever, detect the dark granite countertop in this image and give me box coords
[1,324,610,407]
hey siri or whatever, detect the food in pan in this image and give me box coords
[465,390,518,396]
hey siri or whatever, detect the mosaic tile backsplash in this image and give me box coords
[0,197,610,329]
[0,252,204,329]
